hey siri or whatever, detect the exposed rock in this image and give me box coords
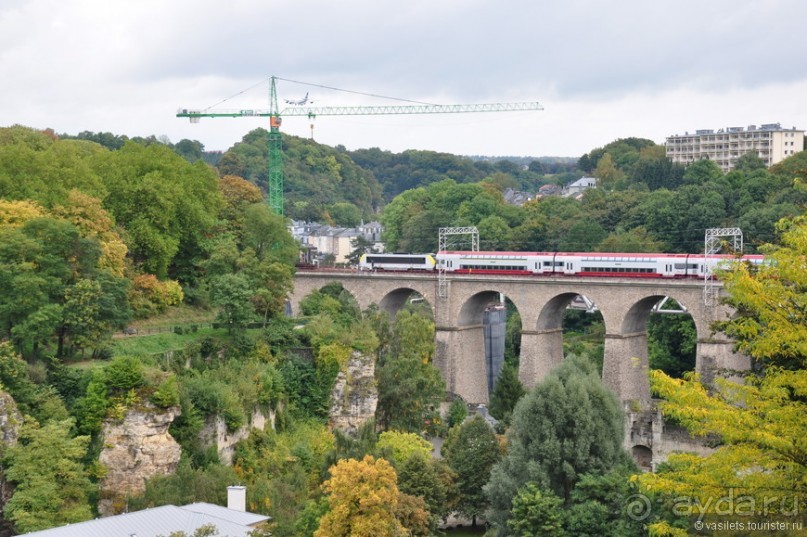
[200,408,275,466]
[329,351,378,435]
[98,403,181,516]
[0,391,22,508]
[0,391,21,447]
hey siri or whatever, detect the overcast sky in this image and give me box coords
[1,0,805,158]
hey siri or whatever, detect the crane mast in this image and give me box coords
[177,76,543,215]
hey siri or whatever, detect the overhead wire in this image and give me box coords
[275,76,438,106]
[202,76,273,111]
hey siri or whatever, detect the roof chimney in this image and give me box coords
[227,485,246,512]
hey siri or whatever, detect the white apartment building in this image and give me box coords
[666,123,803,172]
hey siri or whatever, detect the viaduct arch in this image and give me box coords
[290,272,748,407]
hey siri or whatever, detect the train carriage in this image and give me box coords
[437,251,535,275]
[359,253,436,271]
[435,251,764,278]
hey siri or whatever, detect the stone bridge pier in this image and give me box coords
[292,271,751,469]
[292,272,750,407]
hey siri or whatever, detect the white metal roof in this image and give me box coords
[19,503,270,537]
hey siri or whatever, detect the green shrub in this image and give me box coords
[150,375,180,408]
[447,398,468,429]
[104,356,145,393]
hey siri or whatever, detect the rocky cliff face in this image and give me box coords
[98,403,181,516]
[200,408,275,466]
[0,392,21,447]
[0,392,21,508]
[329,351,378,435]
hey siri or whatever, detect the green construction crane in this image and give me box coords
[177,76,543,215]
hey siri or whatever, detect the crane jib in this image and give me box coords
[176,102,543,119]
[177,75,543,217]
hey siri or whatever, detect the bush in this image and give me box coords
[447,398,468,429]
[104,356,145,393]
[150,375,180,408]
[130,274,185,318]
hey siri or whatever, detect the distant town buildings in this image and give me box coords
[502,187,532,206]
[666,123,804,173]
[563,176,597,199]
[289,220,384,265]
[290,177,602,264]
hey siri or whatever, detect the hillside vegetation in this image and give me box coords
[0,124,804,536]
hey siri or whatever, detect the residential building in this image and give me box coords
[666,123,804,172]
[564,177,597,198]
[288,220,385,265]
[536,183,563,198]
[357,221,383,243]
[502,187,532,206]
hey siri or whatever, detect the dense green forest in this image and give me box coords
[0,124,804,536]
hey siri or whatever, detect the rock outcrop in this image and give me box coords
[329,351,378,435]
[0,391,21,447]
[0,391,22,508]
[98,403,181,516]
[200,408,275,465]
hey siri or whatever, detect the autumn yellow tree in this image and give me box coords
[593,152,625,189]
[315,455,404,537]
[52,189,128,277]
[0,199,44,226]
[637,214,807,536]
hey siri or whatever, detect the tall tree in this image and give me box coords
[2,418,94,533]
[484,355,628,534]
[443,415,501,525]
[593,152,624,189]
[397,452,455,524]
[0,216,129,358]
[488,362,526,426]
[315,455,404,537]
[92,140,222,280]
[637,215,807,536]
[375,310,445,432]
[210,273,255,333]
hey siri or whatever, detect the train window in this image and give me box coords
[367,255,427,264]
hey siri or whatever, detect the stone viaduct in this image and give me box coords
[289,271,748,408]
[291,271,750,468]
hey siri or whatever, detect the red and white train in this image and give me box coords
[359,251,763,278]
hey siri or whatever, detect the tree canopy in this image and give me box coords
[485,355,629,534]
[637,214,807,536]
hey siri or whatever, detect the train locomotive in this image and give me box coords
[359,253,437,271]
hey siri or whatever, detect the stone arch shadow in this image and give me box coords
[444,290,520,404]
[377,287,435,320]
[603,293,697,405]
[519,291,604,389]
